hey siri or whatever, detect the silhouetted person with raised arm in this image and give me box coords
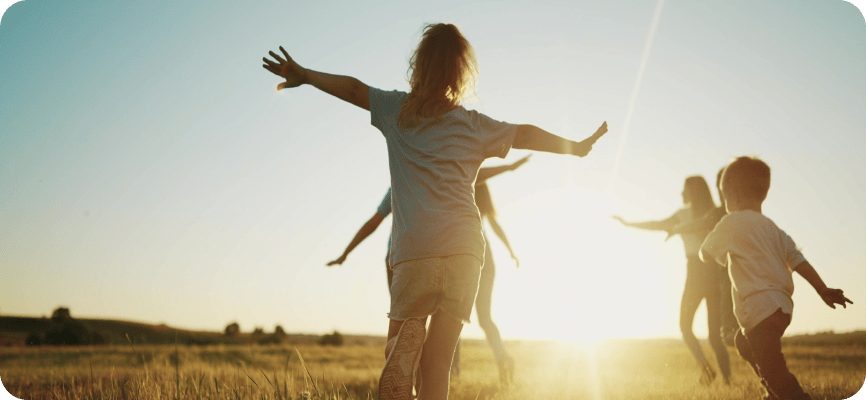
[613,176,731,384]
[701,156,852,400]
[326,155,530,290]
[669,167,738,345]
[460,180,518,382]
[263,22,608,399]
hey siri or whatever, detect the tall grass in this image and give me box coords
[1,339,863,399]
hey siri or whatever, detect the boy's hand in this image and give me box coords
[611,215,626,225]
[572,121,608,157]
[819,288,853,309]
[263,46,307,90]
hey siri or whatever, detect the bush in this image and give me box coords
[45,320,90,345]
[224,322,240,336]
[318,331,344,346]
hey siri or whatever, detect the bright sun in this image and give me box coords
[461,184,678,343]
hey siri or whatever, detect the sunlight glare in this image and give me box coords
[484,185,672,343]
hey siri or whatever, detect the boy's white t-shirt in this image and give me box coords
[369,88,517,266]
[700,210,807,333]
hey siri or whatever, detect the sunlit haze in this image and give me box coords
[1,0,864,342]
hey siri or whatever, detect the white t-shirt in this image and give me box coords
[369,88,517,266]
[672,207,704,257]
[700,210,807,333]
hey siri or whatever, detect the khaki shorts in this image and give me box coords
[389,254,482,324]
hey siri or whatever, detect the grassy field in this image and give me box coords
[1,337,864,400]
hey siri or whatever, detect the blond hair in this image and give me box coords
[398,23,478,129]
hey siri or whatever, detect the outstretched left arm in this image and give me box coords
[477,155,531,183]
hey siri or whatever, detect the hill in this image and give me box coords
[0,315,326,346]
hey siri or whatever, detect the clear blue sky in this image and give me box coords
[1,0,864,341]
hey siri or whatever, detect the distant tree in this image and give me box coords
[254,325,288,345]
[252,327,265,336]
[45,306,90,345]
[318,330,344,346]
[51,307,71,322]
[224,322,240,336]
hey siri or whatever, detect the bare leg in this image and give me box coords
[475,245,512,382]
[681,259,716,385]
[417,311,464,400]
[680,269,709,367]
[450,337,461,377]
[476,246,507,361]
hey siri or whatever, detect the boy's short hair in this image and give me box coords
[722,156,771,203]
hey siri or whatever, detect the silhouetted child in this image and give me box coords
[326,156,529,293]
[326,186,393,286]
[700,156,852,400]
[263,23,607,400]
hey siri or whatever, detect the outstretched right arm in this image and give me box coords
[512,122,607,157]
[263,46,370,110]
[794,261,853,309]
[665,207,724,241]
[327,213,386,266]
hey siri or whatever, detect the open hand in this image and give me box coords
[326,255,346,267]
[572,121,608,157]
[262,46,307,90]
[586,121,608,145]
[820,288,853,309]
[611,215,626,225]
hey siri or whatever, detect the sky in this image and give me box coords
[1,0,864,342]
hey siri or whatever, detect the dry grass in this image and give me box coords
[1,338,863,399]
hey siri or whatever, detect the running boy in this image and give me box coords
[700,156,852,400]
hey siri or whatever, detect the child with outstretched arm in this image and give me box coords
[700,156,852,400]
[263,23,607,400]
[326,155,531,290]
